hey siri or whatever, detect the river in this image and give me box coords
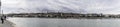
[5,17,120,27]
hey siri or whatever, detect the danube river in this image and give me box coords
[5,17,120,27]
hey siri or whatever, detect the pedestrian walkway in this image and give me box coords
[0,20,14,27]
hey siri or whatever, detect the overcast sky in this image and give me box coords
[1,0,120,14]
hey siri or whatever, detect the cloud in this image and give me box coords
[2,0,120,14]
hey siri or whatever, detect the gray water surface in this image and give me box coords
[7,17,120,27]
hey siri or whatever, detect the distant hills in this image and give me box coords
[2,13,120,19]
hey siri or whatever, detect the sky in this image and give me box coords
[1,0,120,14]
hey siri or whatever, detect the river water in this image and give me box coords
[6,17,120,27]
